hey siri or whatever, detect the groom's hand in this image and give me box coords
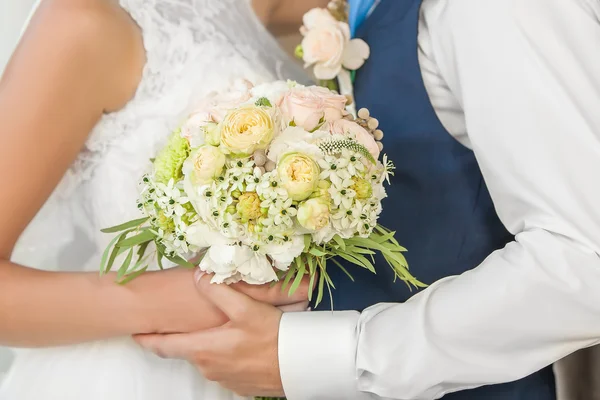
[135,274,301,397]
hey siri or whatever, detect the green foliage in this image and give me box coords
[279,227,426,308]
[318,137,376,165]
[255,97,272,107]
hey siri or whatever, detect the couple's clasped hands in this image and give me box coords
[134,268,312,397]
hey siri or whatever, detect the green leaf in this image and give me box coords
[331,258,355,282]
[336,251,375,273]
[309,247,327,257]
[100,232,124,274]
[344,245,375,256]
[289,257,306,296]
[316,270,325,306]
[156,244,166,270]
[101,217,149,233]
[100,229,133,274]
[118,266,149,285]
[306,255,317,301]
[116,230,156,248]
[281,267,296,292]
[164,254,195,269]
[117,248,134,279]
[303,234,312,253]
[255,97,272,107]
[137,241,151,262]
[370,229,396,244]
[332,235,346,250]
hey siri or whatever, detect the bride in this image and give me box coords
[0,0,324,398]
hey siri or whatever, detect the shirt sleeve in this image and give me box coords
[278,0,600,399]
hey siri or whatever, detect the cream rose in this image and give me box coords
[300,10,370,80]
[277,152,320,201]
[297,197,331,231]
[220,105,277,155]
[278,86,347,131]
[329,119,380,159]
[182,145,226,186]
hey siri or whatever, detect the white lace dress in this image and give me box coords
[0,0,308,398]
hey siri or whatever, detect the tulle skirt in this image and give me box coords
[0,338,247,400]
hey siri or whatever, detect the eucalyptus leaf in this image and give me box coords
[117,249,134,279]
[101,229,133,274]
[118,266,149,285]
[101,217,149,233]
[100,233,124,274]
[116,230,156,248]
[164,254,195,269]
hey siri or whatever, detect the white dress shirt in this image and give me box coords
[279,0,600,399]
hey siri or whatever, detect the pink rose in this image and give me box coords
[329,119,380,159]
[300,9,370,80]
[203,79,254,122]
[278,86,347,131]
[181,80,254,147]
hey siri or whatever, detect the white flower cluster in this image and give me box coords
[138,177,199,256]
[135,80,394,285]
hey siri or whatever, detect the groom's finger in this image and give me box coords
[194,272,258,321]
[134,331,209,360]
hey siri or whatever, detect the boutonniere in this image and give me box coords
[296,0,370,108]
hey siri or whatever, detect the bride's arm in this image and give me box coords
[254,0,330,35]
[0,1,308,348]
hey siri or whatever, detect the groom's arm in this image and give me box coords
[280,0,600,399]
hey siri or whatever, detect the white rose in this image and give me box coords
[301,8,338,30]
[198,245,250,284]
[180,111,209,148]
[300,10,370,80]
[250,81,291,106]
[186,222,234,248]
[237,253,279,285]
[263,235,306,271]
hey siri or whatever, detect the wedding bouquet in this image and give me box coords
[100,79,423,304]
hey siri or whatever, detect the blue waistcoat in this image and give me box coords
[316,1,556,398]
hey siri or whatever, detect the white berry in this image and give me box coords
[358,108,370,119]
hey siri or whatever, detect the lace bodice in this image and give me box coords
[12,0,309,270]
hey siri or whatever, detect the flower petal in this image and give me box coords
[314,62,343,80]
[342,39,371,70]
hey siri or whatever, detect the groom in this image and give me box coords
[138,0,600,398]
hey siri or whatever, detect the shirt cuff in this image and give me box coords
[278,310,370,400]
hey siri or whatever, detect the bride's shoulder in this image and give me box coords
[18,0,145,111]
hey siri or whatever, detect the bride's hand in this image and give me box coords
[134,268,310,334]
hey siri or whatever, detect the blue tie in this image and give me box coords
[348,0,375,37]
